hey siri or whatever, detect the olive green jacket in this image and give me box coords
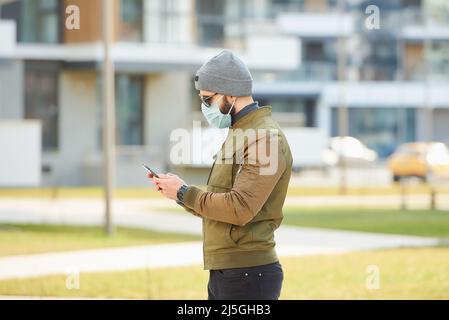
[183,106,293,270]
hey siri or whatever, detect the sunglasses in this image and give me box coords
[198,93,218,108]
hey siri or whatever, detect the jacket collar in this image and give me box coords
[231,106,272,129]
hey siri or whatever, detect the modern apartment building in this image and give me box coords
[0,0,299,186]
[0,0,448,187]
[254,0,449,158]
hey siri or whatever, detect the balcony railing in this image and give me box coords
[381,7,449,29]
[294,62,337,81]
[254,62,337,82]
[405,61,449,81]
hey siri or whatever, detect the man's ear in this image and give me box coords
[226,95,236,104]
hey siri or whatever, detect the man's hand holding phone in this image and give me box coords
[143,164,186,200]
[146,172,162,191]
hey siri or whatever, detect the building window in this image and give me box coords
[255,96,316,127]
[196,0,226,47]
[196,0,245,48]
[361,40,399,81]
[271,0,304,16]
[115,74,144,146]
[430,41,449,81]
[24,61,60,150]
[120,0,143,42]
[270,0,337,14]
[21,0,61,43]
[303,41,326,62]
[331,107,416,158]
[428,0,449,27]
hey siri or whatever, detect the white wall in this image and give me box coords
[42,71,98,186]
[433,109,449,145]
[433,108,449,145]
[108,71,194,186]
[283,127,328,168]
[0,19,15,56]
[416,108,449,144]
[278,12,355,38]
[321,82,449,108]
[145,71,192,173]
[0,60,23,119]
[0,120,41,187]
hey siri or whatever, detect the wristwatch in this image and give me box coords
[176,184,189,205]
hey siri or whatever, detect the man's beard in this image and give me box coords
[220,101,234,114]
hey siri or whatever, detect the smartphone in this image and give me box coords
[142,164,160,178]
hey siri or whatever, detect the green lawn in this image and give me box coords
[0,247,448,299]
[0,224,201,257]
[283,207,449,238]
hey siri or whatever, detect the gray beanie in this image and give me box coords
[195,50,253,97]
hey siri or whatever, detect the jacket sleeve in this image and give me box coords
[182,133,287,226]
[178,202,202,218]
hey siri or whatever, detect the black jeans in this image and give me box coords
[208,261,283,300]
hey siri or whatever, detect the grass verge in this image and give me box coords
[283,207,449,238]
[0,247,447,299]
[0,224,201,257]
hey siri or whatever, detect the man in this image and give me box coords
[149,50,292,300]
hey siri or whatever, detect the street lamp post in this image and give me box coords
[102,0,116,236]
[423,0,433,142]
[424,0,436,210]
[337,0,348,195]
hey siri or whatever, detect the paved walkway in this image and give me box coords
[0,197,441,280]
[0,228,439,280]
[0,196,447,234]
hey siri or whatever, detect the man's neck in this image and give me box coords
[232,97,255,114]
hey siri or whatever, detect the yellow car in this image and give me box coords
[388,142,449,182]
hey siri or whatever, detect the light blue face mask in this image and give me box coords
[201,95,236,129]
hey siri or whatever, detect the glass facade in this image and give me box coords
[24,61,60,150]
[270,0,338,15]
[196,0,226,47]
[196,0,248,48]
[3,0,447,157]
[428,0,449,27]
[429,41,449,81]
[300,39,338,81]
[358,0,449,82]
[120,0,143,42]
[21,0,60,43]
[360,39,399,81]
[255,96,316,127]
[331,107,416,158]
[115,74,145,146]
[96,75,145,148]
